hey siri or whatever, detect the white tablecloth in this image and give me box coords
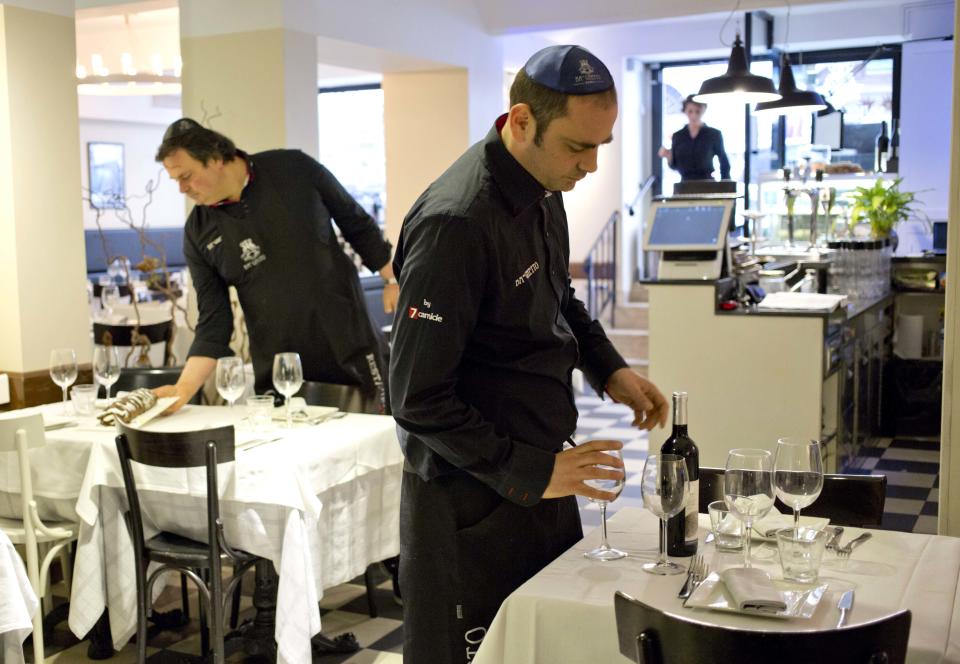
[474,507,960,664]
[0,529,38,664]
[0,404,402,664]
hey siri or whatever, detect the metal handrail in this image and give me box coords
[627,175,657,216]
[584,210,619,328]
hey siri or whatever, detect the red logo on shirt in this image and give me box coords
[408,307,419,319]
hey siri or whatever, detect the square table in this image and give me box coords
[0,404,402,664]
[474,507,960,664]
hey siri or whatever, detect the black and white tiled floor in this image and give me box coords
[32,396,940,663]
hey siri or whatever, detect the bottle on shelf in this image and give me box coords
[885,119,900,173]
[875,120,889,173]
[662,391,699,557]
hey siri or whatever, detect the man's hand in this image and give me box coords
[383,283,399,314]
[542,439,625,501]
[606,368,669,430]
[152,384,192,415]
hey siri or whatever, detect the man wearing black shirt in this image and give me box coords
[154,119,396,413]
[390,46,668,663]
[659,95,731,181]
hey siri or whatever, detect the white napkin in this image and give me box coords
[720,567,787,613]
[758,292,846,312]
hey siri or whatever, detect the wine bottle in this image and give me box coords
[875,121,889,173]
[885,119,900,173]
[662,391,699,557]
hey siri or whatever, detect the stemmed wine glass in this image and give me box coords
[100,284,120,317]
[272,352,303,427]
[774,438,824,529]
[724,449,775,568]
[49,349,78,414]
[583,449,626,561]
[216,356,246,409]
[93,345,121,400]
[640,453,688,575]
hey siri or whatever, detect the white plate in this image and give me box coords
[128,397,179,428]
[686,571,828,619]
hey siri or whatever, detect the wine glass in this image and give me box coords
[272,352,303,427]
[640,453,688,575]
[92,345,121,400]
[100,284,120,316]
[774,438,824,529]
[583,449,627,561]
[724,448,775,568]
[49,349,78,414]
[216,356,246,409]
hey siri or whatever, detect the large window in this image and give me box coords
[317,84,386,227]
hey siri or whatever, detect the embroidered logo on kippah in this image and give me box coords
[574,59,604,87]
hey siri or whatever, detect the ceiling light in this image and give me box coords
[754,55,827,114]
[693,34,780,104]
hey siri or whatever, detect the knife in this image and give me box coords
[837,590,855,627]
[44,421,78,431]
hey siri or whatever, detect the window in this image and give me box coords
[317,84,386,228]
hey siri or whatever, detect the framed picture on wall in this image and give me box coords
[87,142,125,209]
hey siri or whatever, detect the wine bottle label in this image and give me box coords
[685,479,699,542]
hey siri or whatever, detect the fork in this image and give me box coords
[683,559,709,607]
[837,533,872,559]
[678,554,703,599]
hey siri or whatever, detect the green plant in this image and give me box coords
[849,178,918,238]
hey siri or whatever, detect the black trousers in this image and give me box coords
[399,468,582,664]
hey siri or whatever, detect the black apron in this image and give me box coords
[399,467,581,663]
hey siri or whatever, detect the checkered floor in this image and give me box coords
[32,396,940,663]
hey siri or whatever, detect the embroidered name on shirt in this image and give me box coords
[206,236,223,251]
[407,306,444,323]
[239,238,266,270]
[515,261,540,287]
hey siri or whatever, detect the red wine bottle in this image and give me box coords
[661,391,699,557]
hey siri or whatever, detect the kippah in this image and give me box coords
[522,45,613,95]
[162,117,204,142]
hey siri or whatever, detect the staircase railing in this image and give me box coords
[584,210,619,328]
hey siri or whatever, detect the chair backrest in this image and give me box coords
[93,320,172,347]
[114,367,201,405]
[614,591,911,664]
[698,466,887,527]
[0,413,49,545]
[115,422,234,572]
[296,380,367,413]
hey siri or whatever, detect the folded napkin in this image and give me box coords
[720,568,787,613]
[717,514,742,534]
[758,292,846,312]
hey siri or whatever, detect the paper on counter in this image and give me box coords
[758,292,846,312]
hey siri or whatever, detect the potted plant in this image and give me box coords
[848,177,919,239]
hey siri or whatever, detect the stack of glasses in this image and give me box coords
[826,239,892,303]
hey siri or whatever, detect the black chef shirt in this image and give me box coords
[183,149,391,394]
[389,116,628,508]
[669,124,731,180]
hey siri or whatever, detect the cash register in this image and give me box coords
[643,193,736,280]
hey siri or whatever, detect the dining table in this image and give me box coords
[0,528,38,664]
[473,507,960,664]
[0,402,403,664]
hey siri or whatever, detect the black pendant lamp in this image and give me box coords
[693,33,780,104]
[755,54,827,114]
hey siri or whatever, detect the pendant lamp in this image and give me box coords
[754,54,827,114]
[693,34,780,104]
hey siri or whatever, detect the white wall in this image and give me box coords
[77,95,184,230]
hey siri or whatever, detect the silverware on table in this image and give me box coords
[682,559,709,607]
[825,526,845,551]
[309,411,347,425]
[678,554,702,599]
[837,533,872,559]
[837,590,855,627]
[44,421,78,432]
[240,436,282,451]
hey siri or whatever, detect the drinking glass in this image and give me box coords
[49,348,78,414]
[724,448,775,568]
[640,453,688,575]
[216,356,246,408]
[246,395,276,432]
[71,384,98,416]
[583,449,626,561]
[708,499,743,552]
[92,345,121,399]
[272,352,303,427]
[775,527,829,583]
[774,438,823,529]
[100,284,120,316]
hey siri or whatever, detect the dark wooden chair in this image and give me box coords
[94,320,173,367]
[698,467,887,527]
[91,282,133,299]
[615,591,911,664]
[115,422,259,664]
[114,367,202,405]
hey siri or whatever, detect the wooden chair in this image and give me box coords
[94,320,173,368]
[615,591,911,664]
[0,413,79,664]
[698,467,887,527]
[115,422,259,664]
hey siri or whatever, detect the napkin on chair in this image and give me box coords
[720,567,787,613]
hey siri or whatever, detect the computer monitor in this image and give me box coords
[643,199,734,252]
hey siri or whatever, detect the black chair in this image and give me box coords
[115,422,259,664]
[94,320,173,367]
[699,467,887,527]
[91,282,133,299]
[114,367,202,405]
[614,591,911,664]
